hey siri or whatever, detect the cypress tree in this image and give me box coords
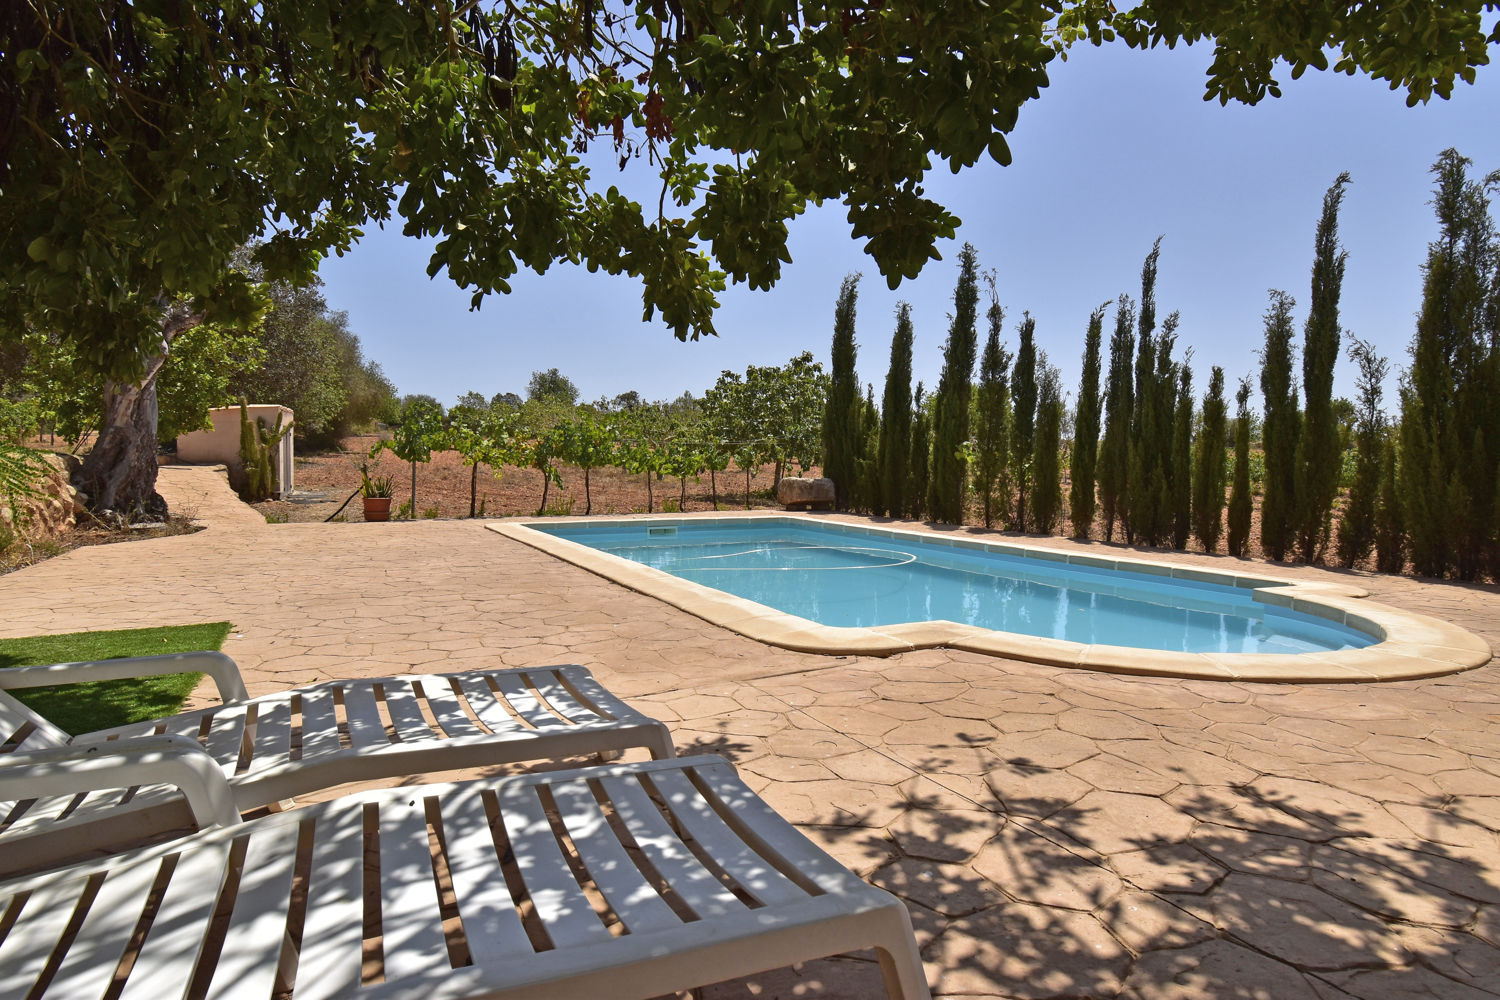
[1294,173,1352,563]
[1009,312,1038,531]
[974,288,1012,529]
[1336,337,1388,567]
[1375,436,1405,574]
[1097,295,1136,542]
[1126,239,1164,544]
[877,303,915,518]
[1139,238,1161,347]
[1259,289,1299,560]
[909,382,930,520]
[1227,378,1254,558]
[1031,360,1064,534]
[1399,149,1500,579]
[928,244,981,524]
[822,274,861,509]
[1069,302,1108,539]
[1130,311,1180,547]
[1171,361,1194,550]
[1148,314,1181,546]
[1191,366,1229,553]
[853,384,880,511]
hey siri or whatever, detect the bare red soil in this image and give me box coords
[255,435,794,523]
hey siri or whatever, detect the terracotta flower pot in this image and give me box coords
[362,497,392,522]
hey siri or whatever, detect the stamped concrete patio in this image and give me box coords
[3,465,1499,999]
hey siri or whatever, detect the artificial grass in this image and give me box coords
[0,622,233,735]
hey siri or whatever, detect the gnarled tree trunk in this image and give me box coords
[75,306,202,517]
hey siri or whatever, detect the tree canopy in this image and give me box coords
[5,2,1496,370]
[2,2,1495,511]
[527,368,581,406]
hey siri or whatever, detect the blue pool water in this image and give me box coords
[533,520,1374,655]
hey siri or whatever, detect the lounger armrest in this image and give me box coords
[0,651,250,703]
[0,736,241,831]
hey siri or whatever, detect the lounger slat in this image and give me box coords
[201,709,247,771]
[202,820,301,999]
[489,672,556,730]
[524,669,602,726]
[102,718,165,741]
[647,770,808,908]
[0,877,93,997]
[417,681,482,739]
[599,774,743,920]
[10,785,131,840]
[554,665,634,721]
[495,780,613,949]
[117,840,235,1000]
[298,690,341,760]
[245,699,293,775]
[453,675,526,737]
[381,682,438,743]
[159,713,205,742]
[112,784,183,815]
[692,764,861,892]
[290,805,366,1000]
[45,856,167,997]
[0,691,69,750]
[51,784,151,827]
[1,793,75,838]
[378,794,450,983]
[340,683,391,751]
[548,777,682,934]
[433,785,534,964]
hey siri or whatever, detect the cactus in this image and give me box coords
[237,400,292,502]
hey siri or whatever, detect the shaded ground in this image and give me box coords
[2,466,1495,998]
[0,509,200,575]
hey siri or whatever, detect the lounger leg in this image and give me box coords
[875,909,933,1000]
[596,749,624,762]
[647,724,677,760]
[876,944,932,1000]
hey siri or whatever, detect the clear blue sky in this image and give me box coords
[318,41,1500,412]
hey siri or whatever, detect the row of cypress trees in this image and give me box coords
[820,148,1500,580]
[1086,239,1229,554]
[824,242,1067,534]
[1397,149,1500,580]
[1251,149,1500,581]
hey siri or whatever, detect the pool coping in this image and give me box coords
[487,512,1492,683]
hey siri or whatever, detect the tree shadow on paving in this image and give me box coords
[779,751,1500,999]
[871,752,1137,999]
[671,733,755,761]
[1046,779,1500,999]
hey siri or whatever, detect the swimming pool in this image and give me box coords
[530,519,1367,654]
[490,513,1491,682]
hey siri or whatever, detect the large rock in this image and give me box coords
[776,477,836,510]
[1,452,81,542]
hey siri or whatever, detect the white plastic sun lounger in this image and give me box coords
[0,752,930,1000]
[0,652,674,871]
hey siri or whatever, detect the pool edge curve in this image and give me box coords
[487,512,1492,684]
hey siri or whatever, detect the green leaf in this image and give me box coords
[987,134,1013,167]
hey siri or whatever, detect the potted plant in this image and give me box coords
[360,465,394,522]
